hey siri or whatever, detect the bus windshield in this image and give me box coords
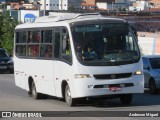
[72,22,140,66]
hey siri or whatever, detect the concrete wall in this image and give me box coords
[138,37,160,55]
[85,0,96,5]
[96,2,107,10]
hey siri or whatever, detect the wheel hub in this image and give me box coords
[66,89,71,103]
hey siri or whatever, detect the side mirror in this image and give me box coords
[143,64,150,70]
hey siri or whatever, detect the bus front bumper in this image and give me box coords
[69,76,144,98]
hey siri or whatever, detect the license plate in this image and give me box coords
[0,66,7,69]
[109,87,122,91]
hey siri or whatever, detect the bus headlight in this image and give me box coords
[74,74,92,79]
[134,71,143,75]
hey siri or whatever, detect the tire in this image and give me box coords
[28,91,32,97]
[31,81,41,99]
[9,69,14,74]
[65,84,77,106]
[149,79,157,94]
[120,94,132,105]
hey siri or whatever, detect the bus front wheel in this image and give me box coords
[149,79,157,94]
[120,94,132,105]
[65,84,77,106]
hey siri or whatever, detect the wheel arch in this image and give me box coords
[149,77,155,83]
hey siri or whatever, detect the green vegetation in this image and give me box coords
[68,5,75,12]
[0,11,18,55]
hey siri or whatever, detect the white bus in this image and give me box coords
[14,13,144,106]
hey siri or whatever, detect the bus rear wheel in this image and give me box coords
[31,81,41,99]
[65,84,77,106]
[120,94,132,105]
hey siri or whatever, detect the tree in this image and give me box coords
[0,13,3,48]
[68,5,75,12]
[1,11,18,55]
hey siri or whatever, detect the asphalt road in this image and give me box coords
[0,73,160,120]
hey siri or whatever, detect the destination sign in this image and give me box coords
[75,25,102,32]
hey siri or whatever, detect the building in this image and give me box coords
[129,0,150,11]
[6,1,40,10]
[9,9,43,23]
[0,0,17,2]
[40,0,81,11]
[83,0,129,11]
[7,2,22,10]
[149,0,160,8]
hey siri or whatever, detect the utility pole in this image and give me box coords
[152,29,157,55]
[44,0,46,16]
[112,0,114,11]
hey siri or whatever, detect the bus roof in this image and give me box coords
[15,13,127,29]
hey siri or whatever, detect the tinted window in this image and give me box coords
[149,58,160,69]
[16,45,26,57]
[27,45,39,57]
[54,32,60,58]
[61,29,72,63]
[72,23,140,66]
[142,57,148,65]
[28,31,40,43]
[42,30,53,43]
[40,45,52,58]
[0,50,8,58]
[16,31,27,43]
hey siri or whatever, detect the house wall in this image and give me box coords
[96,2,107,10]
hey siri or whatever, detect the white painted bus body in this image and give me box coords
[14,14,144,101]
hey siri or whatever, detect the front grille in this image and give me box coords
[94,83,134,88]
[0,60,8,64]
[93,73,132,80]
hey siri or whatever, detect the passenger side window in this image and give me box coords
[40,30,53,59]
[27,31,40,58]
[54,32,60,58]
[41,30,52,43]
[61,29,72,63]
[27,45,39,57]
[16,45,26,57]
[28,31,40,43]
[16,31,27,57]
[16,31,27,43]
[40,45,52,58]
